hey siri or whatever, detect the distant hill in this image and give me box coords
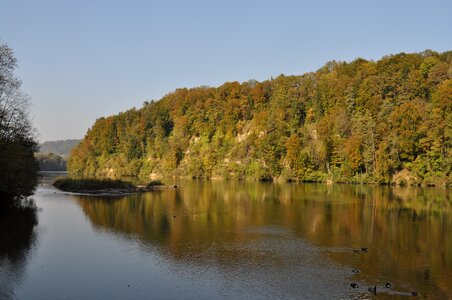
[37,139,81,171]
[39,139,81,158]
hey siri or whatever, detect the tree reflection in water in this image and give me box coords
[0,201,38,299]
[74,182,452,299]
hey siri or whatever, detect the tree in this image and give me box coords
[0,42,39,207]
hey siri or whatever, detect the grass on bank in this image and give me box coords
[53,178,136,192]
[53,177,168,193]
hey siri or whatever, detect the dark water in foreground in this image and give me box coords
[1,180,451,299]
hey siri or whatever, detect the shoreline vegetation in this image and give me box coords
[53,178,169,195]
[0,43,39,208]
[68,50,451,187]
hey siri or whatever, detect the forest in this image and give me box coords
[68,50,451,186]
[35,152,67,171]
[35,139,81,171]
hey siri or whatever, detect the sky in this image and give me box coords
[1,0,451,142]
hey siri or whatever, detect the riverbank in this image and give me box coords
[52,178,170,195]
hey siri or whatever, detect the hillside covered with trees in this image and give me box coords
[36,139,81,171]
[35,152,67,171]
[68,50,451,186]
[40,139,81,158]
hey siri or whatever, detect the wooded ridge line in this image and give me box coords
[68,50,452,186]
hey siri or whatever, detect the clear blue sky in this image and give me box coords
[1,0,451,141]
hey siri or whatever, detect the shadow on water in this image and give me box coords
[73,181,452,299]
[0,200,38,299]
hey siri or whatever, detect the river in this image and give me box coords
[1,179,451,299]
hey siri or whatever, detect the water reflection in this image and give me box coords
[74,182,452,298]
[0,203,38,299]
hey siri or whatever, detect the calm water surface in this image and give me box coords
[1,179,451,299]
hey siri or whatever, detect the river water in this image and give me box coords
[1,179,451,299]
